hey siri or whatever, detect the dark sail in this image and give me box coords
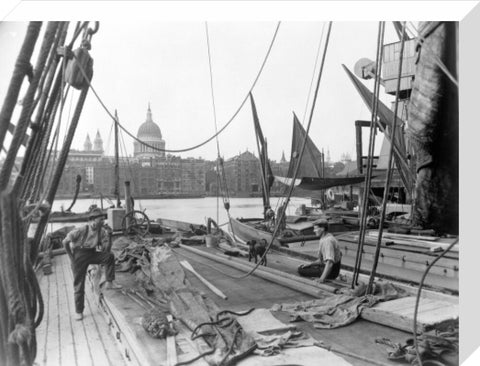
[276,114,368,194]
[287,113,323,178]
[249,93,274,211]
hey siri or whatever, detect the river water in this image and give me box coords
[48,196,311,232]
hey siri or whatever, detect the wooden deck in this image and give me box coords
[35,254,126,366]
[99,243,416,366]
[33,238,458,366]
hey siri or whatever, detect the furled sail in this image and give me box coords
[407,22,458,235]
[250,93,274,212]
[278,176,370,191]
[342,65,413,193]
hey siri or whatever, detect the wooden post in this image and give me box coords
[124,181,132,228]
[125,181,132,214]
[321,147,325,208]
[355,121,364,175]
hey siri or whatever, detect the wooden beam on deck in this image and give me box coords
[178,244,334,297]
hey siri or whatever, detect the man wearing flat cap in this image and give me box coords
[63,208,121,321]
[297,219,342,283]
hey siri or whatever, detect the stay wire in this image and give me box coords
[354,22,385,284]
[302,22,326,124]
[228,21,333,280]
[73,22,281,154]
[205,22,221,225]
[352,21,385,287]
[205,22,221,159]
[366,21,407,295]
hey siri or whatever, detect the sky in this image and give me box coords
[0,20,418,163]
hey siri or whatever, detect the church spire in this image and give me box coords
[93,129,103,152]
[146,102,153,123]
[84,134,92,151]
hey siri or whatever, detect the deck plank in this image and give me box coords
[63,255,126,366]
[35,254,126,366]
[45,256,61,366]
[57,255,77,366]
[61,254,93,366]
[35,271,49,366]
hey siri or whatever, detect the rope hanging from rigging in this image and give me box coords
[204,22,237,241]
[74,22,281,155]
[213,21,334,281]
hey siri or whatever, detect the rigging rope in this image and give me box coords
[0,192,37,366]
[223,22,333,280]
[366,21,407,295]
[0,22,42,152]
[19,24,67,201]
[23,38,74,219]
[0,22,57,191]
[74,22,281,154]
[302,22,326,124]
[23,25,70,212]
[204,22,222,226]
[352,21,385,288]
[33,84,90,257]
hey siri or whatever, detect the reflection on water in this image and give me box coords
[48,196,311,232]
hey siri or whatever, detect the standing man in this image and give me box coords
[63,208,121,320]
[297,219,342,283]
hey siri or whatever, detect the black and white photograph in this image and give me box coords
[0,1,475,365]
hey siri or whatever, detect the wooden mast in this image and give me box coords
[114,110,121,208]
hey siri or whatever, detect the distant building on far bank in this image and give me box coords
[204,150,290,198]
[56,105,205,199]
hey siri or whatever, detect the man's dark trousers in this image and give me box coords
[72,248,115,314]
[297,261,341,279]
